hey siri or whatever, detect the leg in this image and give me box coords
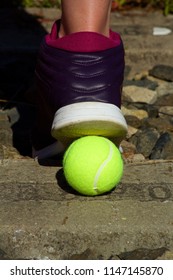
[60,0,112,37]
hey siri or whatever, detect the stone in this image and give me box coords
[130,128,160,158]
[124,78,158,90]
[145,117,173,133]
[150,132,173,160]
[123,153,145,163]
[121,140,136,155]
[149,65,173,82]
[147,75,168,85]
[131,153,145,162]
[159,106,173,118]
[155,93,173,106]
[133,103,159,118]
[126,125,138,139]
[133,71,148,80]
[156,82,173,98]
[145,105,159,118]
[123,85,157,104]
[122,106,148,120]
[124,115,142,129]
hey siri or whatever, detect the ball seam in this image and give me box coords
[93,139,114,192]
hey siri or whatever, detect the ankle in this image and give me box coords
[59,21,110,38]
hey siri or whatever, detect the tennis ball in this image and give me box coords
[63,136,123,196]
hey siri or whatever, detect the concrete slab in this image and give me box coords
[0,159,173,259]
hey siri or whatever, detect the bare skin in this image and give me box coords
[59,0,112,37]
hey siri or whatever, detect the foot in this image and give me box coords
[32,20,127,159]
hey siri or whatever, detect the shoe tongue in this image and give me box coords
[46,21,121,52]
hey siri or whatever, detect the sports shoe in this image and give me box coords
[32,20,127,159]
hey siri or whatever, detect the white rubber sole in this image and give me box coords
[51,102,127,145]
[33,102,127,159]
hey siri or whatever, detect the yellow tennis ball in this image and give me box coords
[63,136,123,196]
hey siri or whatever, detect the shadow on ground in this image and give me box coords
[0,1,47,156]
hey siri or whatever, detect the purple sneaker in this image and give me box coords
[32,21,127,159]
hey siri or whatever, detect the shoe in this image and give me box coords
[32,20,127,159]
